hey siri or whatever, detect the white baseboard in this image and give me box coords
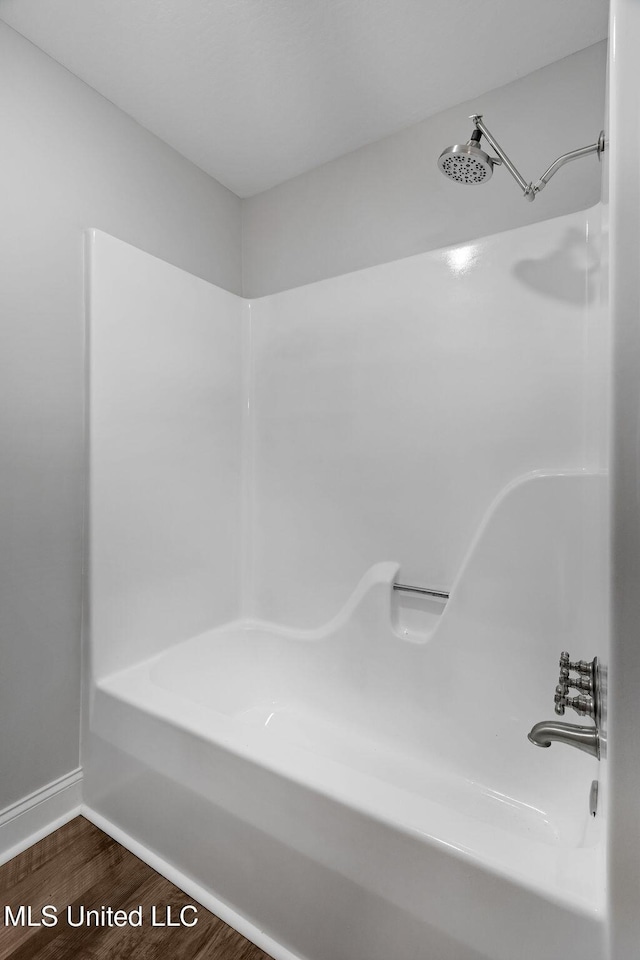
[82,806,307,960]
[0,768,83,866]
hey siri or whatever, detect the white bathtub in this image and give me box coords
[85,472,607,960]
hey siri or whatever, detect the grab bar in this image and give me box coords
[393,583,449,601]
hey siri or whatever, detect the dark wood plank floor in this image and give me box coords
[0,816,274,960]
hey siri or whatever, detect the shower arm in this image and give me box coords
[471,115,605,202]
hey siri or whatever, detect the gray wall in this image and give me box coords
[242,42,607,297]
[0,22,241,810]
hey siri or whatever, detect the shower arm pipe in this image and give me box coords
[471,115,605,202]
[533,137,605,193]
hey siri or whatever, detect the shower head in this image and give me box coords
[437,114,606,201]
[437,128,494,185]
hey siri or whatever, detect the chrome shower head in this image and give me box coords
[437,128,494,185]
[438,114,606,200]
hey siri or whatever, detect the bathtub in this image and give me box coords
[84,472,606,960]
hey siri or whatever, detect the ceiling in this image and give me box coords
[0,0,608,197]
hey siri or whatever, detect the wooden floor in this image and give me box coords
[0,817,274,960]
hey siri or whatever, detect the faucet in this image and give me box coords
[527,652,602,760]
[528,720,600,759]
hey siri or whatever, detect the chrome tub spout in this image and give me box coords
[527,720,600,759]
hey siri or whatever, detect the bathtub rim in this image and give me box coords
[94,655,605,921]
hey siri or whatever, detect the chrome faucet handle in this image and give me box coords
[566,694,595,719]
[558,665,592,693]
[555,666,570,716]
[554,683,568,716]
[554,684,595,719]
[559,651,593,677]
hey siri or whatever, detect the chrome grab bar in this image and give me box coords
[393,583,449,601]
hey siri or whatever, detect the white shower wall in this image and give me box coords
[88,231,244,678]
[88,206,605,673]
[249,207,606,627]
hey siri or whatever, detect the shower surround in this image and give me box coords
[83,208,608,960]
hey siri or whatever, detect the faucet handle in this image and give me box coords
[559,651,593,677]
[554,686,595,719]
[558,665,592,693]
[565,694,595,719]
[554,683,568,715]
